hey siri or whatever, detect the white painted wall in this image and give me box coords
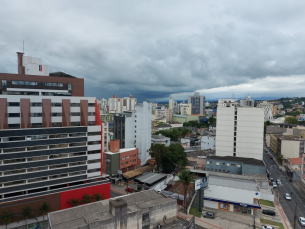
[281,140,300,159]
[201,136,216,150]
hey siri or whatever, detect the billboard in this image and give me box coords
[195,177,209,191]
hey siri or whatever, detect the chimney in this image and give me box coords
[113,95,117,98]
[17,52,25,74]
[129,94,133,98]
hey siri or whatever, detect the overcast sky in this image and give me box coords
[1,1,305,102]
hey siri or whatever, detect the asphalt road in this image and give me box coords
[263,148,305,229]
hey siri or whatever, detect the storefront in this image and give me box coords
[204,197,261,215]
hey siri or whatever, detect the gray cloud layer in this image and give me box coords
[0,1,305,101]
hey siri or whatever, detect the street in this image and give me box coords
[263,147,305,229]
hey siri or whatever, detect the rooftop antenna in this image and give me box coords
[23,40,24,53]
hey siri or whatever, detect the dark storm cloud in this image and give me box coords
[0,0,305,101]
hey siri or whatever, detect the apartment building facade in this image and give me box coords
[257,101,273,122]
[114,101,152,164]
[216,100,264,160]
[188,92,205,115]
[108,94,137,113]
[240,95,254,107]
[0,52,110,228]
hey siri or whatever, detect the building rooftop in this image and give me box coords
[156,124,172,128]
[104,147,136,154]
[151,134,170,140]
[134,173,167,186]
[208,156,265,166]
[48,190,176,229]
[288,157,302,165]
[209,175,258,191]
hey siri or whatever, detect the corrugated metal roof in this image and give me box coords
[209,175,258,191]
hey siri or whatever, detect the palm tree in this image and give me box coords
[67,198,82,207]
[177,169,195,213]
[82,194,93,204]
[93,193,105,201]
[21,206,37,229]
[38,202,51,229]
[0,209,15,229]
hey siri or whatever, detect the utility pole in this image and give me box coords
[253,213,256,229]
[198,187,202,212]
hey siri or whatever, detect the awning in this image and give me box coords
[122,165,154,179]
[203,197,261,209]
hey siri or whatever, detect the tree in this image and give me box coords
[21,206,36,229]
[177,169,195,213]
[149,144,168,172]
[82,194,93,204]
[163,144,187,173]
[285,117,298,124]
[38,202,51,229]
[93,193,106,201]
[67,198,82,207]
[0,209,15,229]
[208,116,216,125]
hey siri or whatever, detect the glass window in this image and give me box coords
[18,81,24,85]
[68,83,72,90]
[58,83,63,87]
[142,213,149,221]
[53,83,58,87]
[12,81,18,85]
[2,80,7,88]
[8,102,20,106]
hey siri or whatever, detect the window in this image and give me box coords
[70,161,86,166]
[52,103,62,107]
[70,152,86,157]
[31,113,42,117]
[121,157,125,160]
[142,213,149,221]
[68,83,72,90]
[31,102,42,107]
[88,132,101,136]
[231,164,235,166]
[3,169,26,176]
[31,123,42,128]
[2,79,7,88]
[3,158,26,164]
[88,103,95,107]
[233,153,236,156]
[71,112,81,116]
[88,159,100,164]
[8,113,20,117]
[8,102,20,106]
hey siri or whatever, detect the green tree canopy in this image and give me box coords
[39,202,51,229]
[149,143,187,173]
[0,209,15,229]
[285,117,298,124]
[154,128,191,141]
[21,206,36,229]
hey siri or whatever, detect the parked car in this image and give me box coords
[285,193,291,200]
[269,155,273,159]
[272,182,277,188]
[202,212,215,219]
[125,187,134,193]
[276,179,281,185]
[262,209,276,216]
[263,226,274,229]
[299,217,305,226]
[269,177,274,182]
[278,167,282,171]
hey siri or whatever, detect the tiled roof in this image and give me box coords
[288,157,302,165]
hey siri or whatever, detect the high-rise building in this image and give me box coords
[108,94,137,113]
[0,52,110,228]
[113,101,152,164]
[180,103,192,115]
[257,101,273,122]
[169,96,178,113]
[240,95,254,107]
[215,100,264,160]
[188,92,205,115]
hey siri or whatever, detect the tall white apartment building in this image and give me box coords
[180,103,192,115]
[216,100,264,160]
[169,96,178,113]
[97,98,108,114]
[114,101,152,164]
[257,101,273,122]
[240,95,254,107]
[108,94,137,113]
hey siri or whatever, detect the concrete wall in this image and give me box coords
[206,159,242,174]
[243,164,266,175]
[281,140,300,159]
[201,136,216,150]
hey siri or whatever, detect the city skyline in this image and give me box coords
[1,1,305,102]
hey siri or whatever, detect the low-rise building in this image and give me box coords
[203,175,261,215]
[155,123,172,131]
[134,173,173,191]
[287,158,302,171]
[168,121,183,128]
[201,135,216,150]
[205,156,266,175]
[270,134,305,159]
[151,134,170,146]
[103,140,141,175]
[181,138,191,147]
[48,190,177,229]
